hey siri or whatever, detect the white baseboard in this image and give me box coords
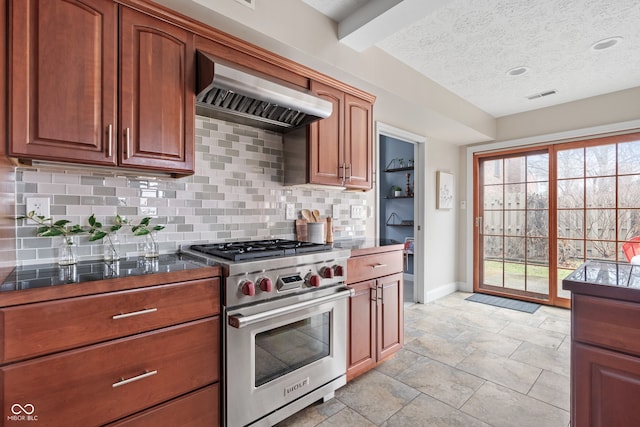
[403,273,414,281]
[424,282,458,303]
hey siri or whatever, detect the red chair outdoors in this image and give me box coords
[622,236,640,263]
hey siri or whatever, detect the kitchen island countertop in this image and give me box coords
[562,260,640,303]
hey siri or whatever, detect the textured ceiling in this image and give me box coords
[303,0,640,118]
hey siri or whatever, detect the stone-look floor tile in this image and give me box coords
[375,348,422,378]
[403,323,425,344]
[499,322,566,350]
[382,394,491,427]
[528,369,571,411]
[490,308,546,328]
[405,332,475,366]
[538,316,571,335]
[317,407,377,427]
[510,341,571,377]
[558,335,571,354]
[461,382,570,427]
[276,398,345,427]
[455,327,522,357]
[435,295,499,315]
[457,350,542,394]
[396,356,485,409]
[336,370,420,425]
[537,305,571,320]
[411,315,469,340]
[454,310,512,334]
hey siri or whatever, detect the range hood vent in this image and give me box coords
[196,51,332,132]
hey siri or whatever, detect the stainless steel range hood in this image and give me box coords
[196,51,332,132]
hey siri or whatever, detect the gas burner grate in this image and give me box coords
[190,239,332,261]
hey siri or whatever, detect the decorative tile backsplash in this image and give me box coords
[14,116,369,265]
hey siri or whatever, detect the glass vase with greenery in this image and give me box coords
[131,217,165,258]
[18,211,84,265]
[88,214,126,261]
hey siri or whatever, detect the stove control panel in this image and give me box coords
[277,274,304,291]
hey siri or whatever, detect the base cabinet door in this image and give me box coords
[378,273,403,361]
[347,272,403,381]
[573,342,640,427]
[347,279,376,379]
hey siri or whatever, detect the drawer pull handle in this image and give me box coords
[112,370,157,388]
[372,263,387,269]
[112,308,158,320]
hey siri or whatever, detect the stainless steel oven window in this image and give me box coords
[255,312,330,387]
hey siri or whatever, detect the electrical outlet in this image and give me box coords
[351,205,365,220]
[26,197,50,217]
[285,203,295,220]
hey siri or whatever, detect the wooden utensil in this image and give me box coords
[301,209,314,222]
[312,209,321,222]
[296,219,308,242]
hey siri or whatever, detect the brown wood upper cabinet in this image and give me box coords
[309,80,373,190]
[8,0,195,176]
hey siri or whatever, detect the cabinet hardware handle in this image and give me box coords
[112,307,157,320]
[125,127,131,159]
[372,263,387,269]
[378,285,383,301]
[107,124,113,157]
[346,163,352,181]
[112,370,157,388]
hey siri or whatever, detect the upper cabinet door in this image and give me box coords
[344,93,372,190]
[309,80,344,186]
[119,7,195,174]
[9,0,118,165]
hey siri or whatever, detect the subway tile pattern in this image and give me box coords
[13,116,369,265]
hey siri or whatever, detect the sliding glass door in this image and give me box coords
[474,132,640,308]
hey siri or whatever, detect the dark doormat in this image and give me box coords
[465,293,540,314]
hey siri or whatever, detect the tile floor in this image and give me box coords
[277,291,571,427]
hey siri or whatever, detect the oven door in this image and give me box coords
[225,285,352,427]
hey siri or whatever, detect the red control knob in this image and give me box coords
[240,280,255,296]
[321,266,334,279]
[258,277,273,292]
[334,265,345,276]
[308,274,321,287]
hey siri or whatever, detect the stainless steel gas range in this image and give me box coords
[186,239,352,427]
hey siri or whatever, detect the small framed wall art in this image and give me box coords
[436,171,454,210]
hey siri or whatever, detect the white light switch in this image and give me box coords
[285,203,295,220]
[351,205,365,219]
[332,204,340,219]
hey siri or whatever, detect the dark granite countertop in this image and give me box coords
[333,238,405,256]
[1,253,213,293]
[562,260,640,302]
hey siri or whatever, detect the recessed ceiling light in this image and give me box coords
[507,66,529,76]
[591,36,623,51]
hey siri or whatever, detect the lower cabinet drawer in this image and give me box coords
[0,278,220,363]
[2,317,219,427]
[106,384,219,427]
[347,251,403,284]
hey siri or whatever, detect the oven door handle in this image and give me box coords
[228,287,354,329]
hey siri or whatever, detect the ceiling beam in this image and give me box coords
[338,0,448,52]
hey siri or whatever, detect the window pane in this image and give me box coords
[505,157,525,183]
[527,210,548,237]
[484,211,503,235]
[527,182,548,209]
[527,265,549,296]
[483,260,503,287]
[586,177,616,208]
[618,209,640,241]
[586,209,616,240]
[483,159,503,185]
[483,184,503,209]
[484,235,503,259]
[586,144,616,177]
[618,140,640,174]
[504,210,524,236]
[558,210,583,239]
[527,154,549,182]
[557,148,584,179]
[618,174,640,208]
[527,237,549,264]
[558,238,584,269]
[586,240,616,261]
[557,179,584,208]
[504,183,525,209]
[505,236,525,260]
